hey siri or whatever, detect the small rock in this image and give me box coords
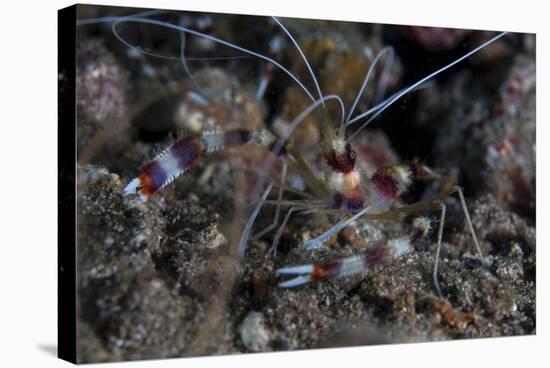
[494,258,524,282]
[240,312,270,352]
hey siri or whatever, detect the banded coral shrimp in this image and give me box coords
[75,5,534,354]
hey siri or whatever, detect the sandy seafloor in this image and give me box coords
[71,5,536,363]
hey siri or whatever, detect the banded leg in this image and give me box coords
[277,216,432,288]
[294,196,449,296]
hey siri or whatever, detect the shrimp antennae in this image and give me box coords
[78,13,263,62]
[75,9,166,25]
[346,31,508,142]
[106,16,318,103]
[373,46,396,107]
[179,29,208,104]
[347,46,395,123]
[272,17,325,105]
[79,13,317,101]
[345,81,432,128]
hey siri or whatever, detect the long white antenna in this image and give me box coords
[272,16,325,105]
[347,32,508,142]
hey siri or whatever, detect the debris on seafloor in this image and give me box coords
[240,311,271,352]
[76,39,127,150]
[77,163,536,361]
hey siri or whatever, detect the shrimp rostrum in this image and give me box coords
[87,11,507,298]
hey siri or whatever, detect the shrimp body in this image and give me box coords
[324,136,365,213]
[93,11,503,295]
